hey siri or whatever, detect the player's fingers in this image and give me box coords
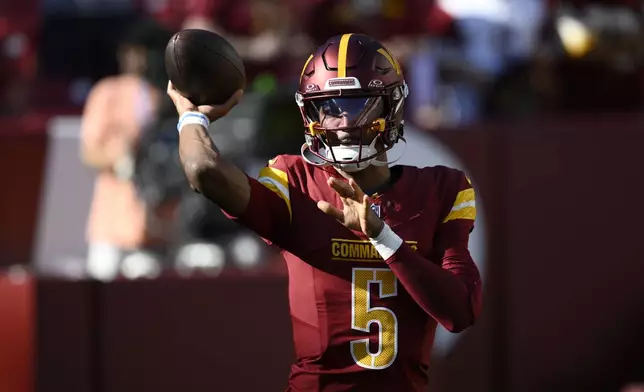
[167,81,200,112]
[362,195,370,216]
[360,195,373,221]
[225,89,244,108]
[212,89,244,113]
[348,178,365,200]
[317,200,344,222]
[201,89,244,120]
[328,177,354,199]
[166,81,180,101]
[335,168,353,181]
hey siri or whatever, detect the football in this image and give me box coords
[165,29,246,106]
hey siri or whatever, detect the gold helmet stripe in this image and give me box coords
[337,33,353,78]
[300,54,314,82]
[377,48,401,75]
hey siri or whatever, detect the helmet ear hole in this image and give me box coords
[392,88,402,101]
[383,123,403,146]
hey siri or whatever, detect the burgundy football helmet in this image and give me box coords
[296,33,409,172]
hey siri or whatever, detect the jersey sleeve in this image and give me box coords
[225,156,294,247]
[434,171,482,320]
[383,169,481,332]
[441,173,476,229]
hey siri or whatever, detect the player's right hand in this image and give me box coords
[166,81,244,122]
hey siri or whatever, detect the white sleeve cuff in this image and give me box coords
[177,112,210,134]
[369,223,403,260]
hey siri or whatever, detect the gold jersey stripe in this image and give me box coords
[258,167,292,221]
[258,167,288,189]
[443,188,476,223]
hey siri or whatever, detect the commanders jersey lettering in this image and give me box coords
[332,238,418,262]
[443,187,476,223]
[258,166,292,221]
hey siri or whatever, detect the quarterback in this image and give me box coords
[168,33,482,392]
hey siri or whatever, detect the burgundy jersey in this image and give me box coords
[227,154,479,392]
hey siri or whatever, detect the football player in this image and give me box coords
[168,33,482,392]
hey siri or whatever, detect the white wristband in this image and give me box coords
[369,223,403,260]
[177,112,210,134]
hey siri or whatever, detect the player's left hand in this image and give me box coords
[317,176,385,238]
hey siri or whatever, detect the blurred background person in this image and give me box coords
[79,19,173,281]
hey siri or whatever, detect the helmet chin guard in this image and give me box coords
[300,134,407,173]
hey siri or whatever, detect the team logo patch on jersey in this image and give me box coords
[331,239,418,262]
[370,203,381,218]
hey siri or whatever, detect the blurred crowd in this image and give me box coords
[3,0,644,279]
[3,0,644,122]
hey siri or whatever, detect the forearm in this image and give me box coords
[387,244,478,332]
[179,122,220,176]
[371,225,481,332]
[179,121,250,216]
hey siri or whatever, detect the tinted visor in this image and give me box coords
[306,96,385,127]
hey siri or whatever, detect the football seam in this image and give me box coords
[198,41,245,83]
[173,35,185,93]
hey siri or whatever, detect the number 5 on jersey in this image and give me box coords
[350,268,398,369]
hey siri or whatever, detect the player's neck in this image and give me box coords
[350,164,391,196]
